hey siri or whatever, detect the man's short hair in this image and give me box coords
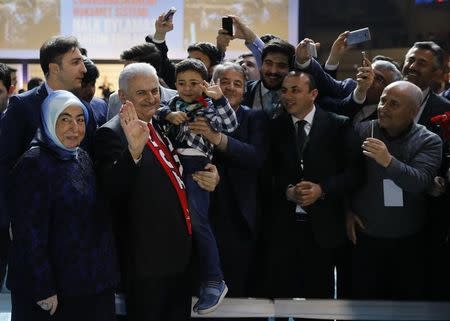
[0,63,11,89]
[40,36,80,76]
[212,62,246,83]
[372,55,401,71]
[372,60,403,82]
[409,41,445,71]
[82,56,100,85]
[261,39,295,70]
[260,34,280,44]
[27,77,43,90]
[120,43,162,73]
[187,42,222,67]
[285,71,317,91]
[119,62,158,93]
[175,58,208,81]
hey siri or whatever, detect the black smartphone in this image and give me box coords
[163,7,176,22]
[222,16,233,36]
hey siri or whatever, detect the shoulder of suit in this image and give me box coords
[429,92,450,108]
[91,96,107,107]
[99,114,121,131]
[315,107,350,124]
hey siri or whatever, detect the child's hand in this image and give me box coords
[166,111,188,125]
[200,79,223,100]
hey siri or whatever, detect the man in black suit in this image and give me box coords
[242,39,295,119]
[94,63,219,321]
[265,71,363,315]
[403,41,450,300]
[402,41,450,131]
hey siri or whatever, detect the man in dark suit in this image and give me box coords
[402,41,450,300]
[242,39,295,119]
[0,36,94,285]
[73,56,108,126]
[188,62,269,305]
[94,63,219,321]
[265,71,363,314]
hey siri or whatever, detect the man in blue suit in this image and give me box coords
[0,36,94,260]
[188,62,269,307]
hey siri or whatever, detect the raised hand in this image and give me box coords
[362,137,392,167]
[216,29,233,53]
[228,15,257,43]
[326,31,350,65]
[295,38,320,64]
[200,79,223,100]
[154,10,174,41]
[119,101,149,160]
[354,58,374,101]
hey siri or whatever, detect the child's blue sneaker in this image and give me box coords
[194,280,228,315]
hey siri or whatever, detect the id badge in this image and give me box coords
[383,179,403,207]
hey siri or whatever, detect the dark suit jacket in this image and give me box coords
[0,84,97,228]
[297,58,357,100]
[418,92,450,135]
[242,80,260,109]
[145,35,176,89]
[442,88,450,101]
[90,96,108,127]
[94,116,191,286]
[212,106,269,236]
[268,107,363,249]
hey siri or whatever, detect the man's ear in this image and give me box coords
[118,89,126,104]
[8,85,15,95]
[311,88,319,101]
[48,63,59,76]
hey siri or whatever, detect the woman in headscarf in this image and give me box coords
[8,90,118,321]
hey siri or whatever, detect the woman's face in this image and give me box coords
[55,105,86,148]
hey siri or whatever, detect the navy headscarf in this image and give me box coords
[40,90,89,160]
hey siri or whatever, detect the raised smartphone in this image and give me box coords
[163,7,176,22]
[222,16,233,36]
[306,42,317,58]
[347,27,371,45]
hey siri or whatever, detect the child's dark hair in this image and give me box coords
[175,58,208,81]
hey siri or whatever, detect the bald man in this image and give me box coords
[347,81,442,300]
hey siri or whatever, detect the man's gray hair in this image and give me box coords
[212,62,246,83]
[372,60,402,82]
[119,62,157,93]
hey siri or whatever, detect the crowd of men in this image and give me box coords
[0,11,450,321]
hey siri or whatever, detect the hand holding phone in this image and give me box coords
[306,42,317,58]
[347,27,371,45]
[222,16,233,36]
[163,7,176,22]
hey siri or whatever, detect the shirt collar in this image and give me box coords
[291,105,316,126]
[44,82,54,95]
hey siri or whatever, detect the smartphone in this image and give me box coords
[361,51,368,66]
[347,27,371,45]
[222,16,233,36]
[306,42,317,58]
[163,7,176,22]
